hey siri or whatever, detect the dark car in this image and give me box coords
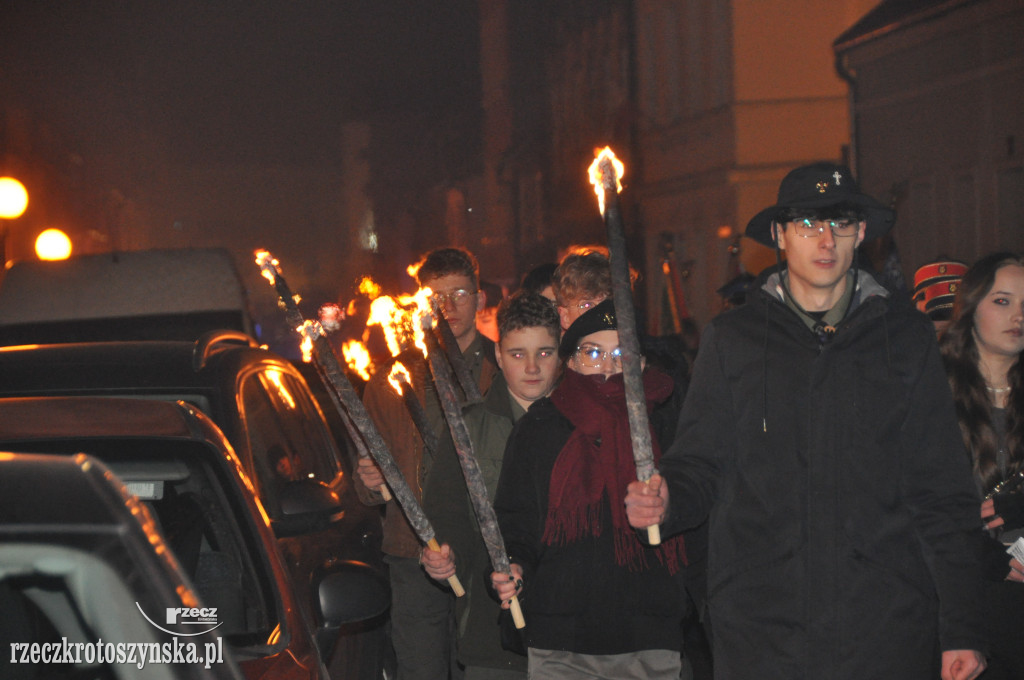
[0,334,388,679]
[0,451,247,680]
[0,397,388,680]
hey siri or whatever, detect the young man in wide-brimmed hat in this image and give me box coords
[626,162,987,679]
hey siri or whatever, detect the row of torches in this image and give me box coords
[251,147,638,628]
[321,145,623,397]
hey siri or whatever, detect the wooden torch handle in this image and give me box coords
[379,484,392,501]
[647,524,661,546]
[510,595,525,629]
[426,538,465,597]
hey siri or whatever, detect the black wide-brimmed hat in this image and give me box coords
[559,298,617,359]
[745,162,896,247]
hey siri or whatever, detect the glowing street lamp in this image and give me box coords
[36,228,72,261]
[0,177,28,219]
[0,176,29,266]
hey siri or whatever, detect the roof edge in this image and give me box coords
[834,0,978,54]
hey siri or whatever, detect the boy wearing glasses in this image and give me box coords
[356,246,498,680]
[420,290,562,679]
[626,162,987,679]
[490,299,688,680]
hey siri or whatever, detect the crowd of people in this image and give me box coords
[341,161,1022,680]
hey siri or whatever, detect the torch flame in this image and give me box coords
[366,287,434,359]
[255,249,301,306]
[358,276,382,299]
[297,320,322,363]
[587,146,625,215]
[387,362,412,396]
[255,249,277,285]
[299,331,314,363]
[343,340,373,381]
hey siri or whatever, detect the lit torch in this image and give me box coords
[420,310,525,627]
[387,362,440,457]
[587,147,662,546]
[343,340,373,382]
[254,251,468,594]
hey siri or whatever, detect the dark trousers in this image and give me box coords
[386,555,460,680]
[980,580,1024,679]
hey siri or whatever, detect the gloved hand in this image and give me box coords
[992,491,1024,532]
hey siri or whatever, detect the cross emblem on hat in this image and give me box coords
[833,171,842,185]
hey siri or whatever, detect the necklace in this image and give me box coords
[986,384,1011,394]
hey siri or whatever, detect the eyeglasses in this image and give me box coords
[574,346,622,368]
[573,299,604,312]
[789,218,859,239]
[429,288,476,307]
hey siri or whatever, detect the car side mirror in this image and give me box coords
[271,479,343,538]
[316,561,390,627]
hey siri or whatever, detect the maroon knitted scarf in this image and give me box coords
[544,367,687,574]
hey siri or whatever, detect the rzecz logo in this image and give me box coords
[136,603,223,636]
[166,607,218,626]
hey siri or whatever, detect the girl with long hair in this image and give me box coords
[939,251,1024,679]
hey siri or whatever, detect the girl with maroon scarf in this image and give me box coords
[491,299,687,679]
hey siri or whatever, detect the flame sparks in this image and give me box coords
[587,146,625,215]
[387,362,412,396]
[343,340,373,381]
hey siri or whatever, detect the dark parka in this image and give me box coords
[659,269,987,679]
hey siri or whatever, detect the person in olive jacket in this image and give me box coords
[626,163,987,680]
[420,291,562,679]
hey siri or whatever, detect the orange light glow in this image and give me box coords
[0,177,28,219]
[717,225,734,239]
[265,368,297,409]
[343,339,373,381]
[387,362,412,395]
[35,228,72,260]
[587,146,625,215]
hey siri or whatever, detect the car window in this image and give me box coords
[0,441,280,651]
[239,368,343,518]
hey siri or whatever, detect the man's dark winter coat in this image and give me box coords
[659,269,987,678]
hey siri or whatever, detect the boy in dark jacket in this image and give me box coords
[625,163,987,680]
[492,299,688,679]
[421,291,562,679]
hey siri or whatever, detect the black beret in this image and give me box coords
[558,298,618,359]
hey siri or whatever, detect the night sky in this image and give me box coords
[1,1,479,164]
[0,1,481,336]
